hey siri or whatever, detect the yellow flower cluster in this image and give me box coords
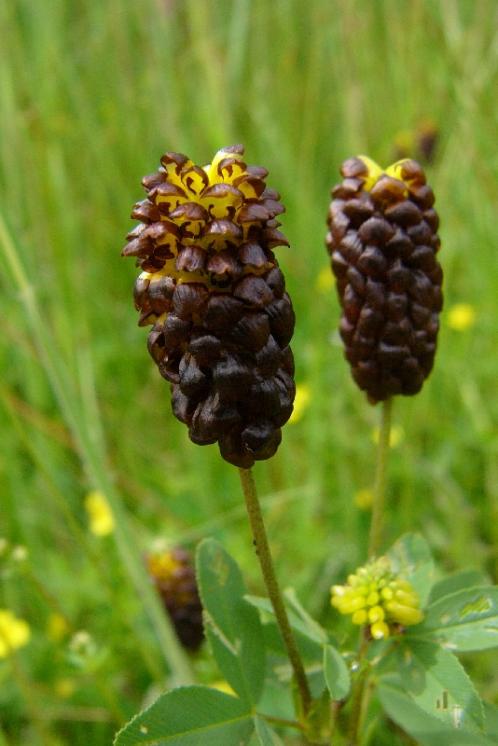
[0,609,30,658]
[331,557,424,640]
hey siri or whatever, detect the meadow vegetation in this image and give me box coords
[1,1,498,743]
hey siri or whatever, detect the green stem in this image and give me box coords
[368,399,393,558]
[238,468,312,717]
[261,714,304,732]
[346,636,369,746]
[0,212,194,686]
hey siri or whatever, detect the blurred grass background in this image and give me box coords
[1,0,498,742]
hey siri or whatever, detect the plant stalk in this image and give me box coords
[239,467,312,717]
[346,635,369,746]
[368,398,393,558]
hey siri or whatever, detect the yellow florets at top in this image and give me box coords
[123,145,288,308]
[138,144,284,257]
[356,155,418,193]
[331,557,424,640]
[146,550,181,582]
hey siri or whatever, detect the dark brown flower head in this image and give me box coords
[123,145,295,467]
[326,156,443,403]
[146,547,203,651]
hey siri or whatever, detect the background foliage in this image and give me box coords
[1,0,498,743]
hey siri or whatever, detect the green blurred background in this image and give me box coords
[1,0,498,743]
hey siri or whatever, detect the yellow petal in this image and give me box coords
[0,610,31,657]
[370,620,390,640]
[84,491,115,537]
[447,303,476,332]
[357,156,383,192]
[289,384,311,425]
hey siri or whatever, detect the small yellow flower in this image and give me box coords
[47,613,70,642]
[331,557,424,640]
[447,303,476,332]
[315,266,335,293]
[289,384,311,425]
[84,491,115,537]
[0,609,31,658]
[354,488,374,510]
[372,424,404,448]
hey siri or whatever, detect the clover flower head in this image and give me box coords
[123,145,295,467]
[146,547,204,651]
[331,557,424,640]
[326,156,443,403]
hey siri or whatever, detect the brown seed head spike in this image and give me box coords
[146,547,204,651]
[123,145,295,467]
[326,156,443,403]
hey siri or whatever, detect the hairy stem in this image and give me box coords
[239,467,312,717]
[346,635,369,746]
[368,398,393,557]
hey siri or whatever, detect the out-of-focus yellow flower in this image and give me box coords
[47,613,70,642]
[331,557,423,640]
[447,303,476,332]
[372,424,404,448]
[84,491,115,537]
[315,266,335,293]
[11,545,28,563]
[147,550,181,581]
[54,678,76,699]
[211,680,236,697]
[289,384,311,424]
[0,609,31,658]
[355,488,374,510]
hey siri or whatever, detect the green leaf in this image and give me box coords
[245,594,326,645]
[388,533,435,606]
[417,586,498,651]
[113,686,253,746]
[283,588,329,643]
[323,644,350,701]
[483,703,498,743]
[262,620,325,699]
[393,640,484,732]
[378,679,493,746]
[253,716,283,745]
[428,570,489,605]
[196,539,265,706]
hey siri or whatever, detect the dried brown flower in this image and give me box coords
[326,157,443,403]
[123,146,295,466]
[146,547,203,652]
